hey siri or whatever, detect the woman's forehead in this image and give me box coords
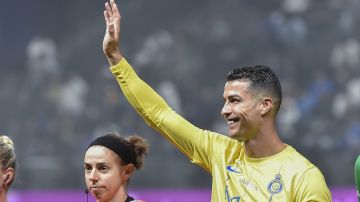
[84,146,119,163]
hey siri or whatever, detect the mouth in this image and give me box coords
[89,186,105,192]
[226,117,240,126]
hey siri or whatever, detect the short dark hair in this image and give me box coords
[226,65,282,114]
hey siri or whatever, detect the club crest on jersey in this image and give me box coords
[267,174,283,195]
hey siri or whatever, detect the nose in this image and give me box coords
[88,169,99,182]
[221,102,231,117]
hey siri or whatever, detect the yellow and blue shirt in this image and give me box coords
[110,58,332,202]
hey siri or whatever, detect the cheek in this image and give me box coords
[104,177,123,198]
[237,103,257,116]
[84,174,90,184]
[104,173,122,188]
[233,105,246,117]
[84,173,90,181]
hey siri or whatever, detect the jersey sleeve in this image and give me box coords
[294,166,332,202]
[110,58,223,172]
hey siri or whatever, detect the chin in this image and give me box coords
[228,132,243,141]
[92,191,106,200]
[94,195,109,202]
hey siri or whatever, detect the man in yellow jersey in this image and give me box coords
[101,0,332,201]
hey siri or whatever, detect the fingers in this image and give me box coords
[104,0,120,26]
[104,2,111,28]
[111,1,121,33]
[111,0,121,20]
[104,10,110,27]
[110,0,116,10]
[103,0,120,35]
[105,2,112,17]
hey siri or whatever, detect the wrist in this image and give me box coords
[106,50,123,66]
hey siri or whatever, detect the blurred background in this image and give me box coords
[1,0,360,200]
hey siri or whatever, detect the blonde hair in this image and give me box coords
[0,135,16,187]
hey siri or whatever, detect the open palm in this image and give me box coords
[103,0,123,66]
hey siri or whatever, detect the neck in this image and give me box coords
[244,121,285,158]
[0,190,7,202]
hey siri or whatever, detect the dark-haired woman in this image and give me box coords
[84,134,147,202]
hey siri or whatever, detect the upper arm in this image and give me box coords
[160,110,221,172]
[294,167,332,202]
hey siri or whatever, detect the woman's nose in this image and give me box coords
[88,169,98,181]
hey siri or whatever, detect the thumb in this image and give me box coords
[108,22,115,35]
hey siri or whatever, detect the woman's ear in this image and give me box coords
[122,164,135,182]
[3,167,14,189]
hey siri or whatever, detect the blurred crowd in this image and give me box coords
[0,0,360,189]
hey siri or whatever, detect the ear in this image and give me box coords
[3,167,14,189]
[259,97,273,116]
[122,164,135,182]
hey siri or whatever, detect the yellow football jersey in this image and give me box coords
[110,58,332,202]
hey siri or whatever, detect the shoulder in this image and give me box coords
[208,131,240,145]
[293,167,332,201]
[277,146,327,184]
[207,131,243,151]
[281,146,317,172]
[283,147,331,200]
[208,132,244,162]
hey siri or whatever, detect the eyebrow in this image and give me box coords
[228,95,241,98]
[83,162,110,166]
[224,94,242,100]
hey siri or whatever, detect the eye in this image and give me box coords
[230,99,240,104]
[99,165,109,173]
[84,165,92,173]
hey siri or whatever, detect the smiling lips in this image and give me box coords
[226,117,240,126]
